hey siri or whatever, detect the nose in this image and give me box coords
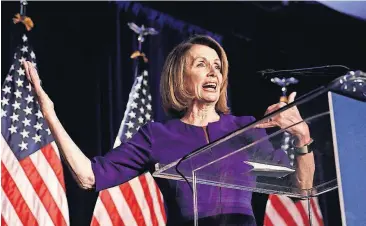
[207,63,218,77]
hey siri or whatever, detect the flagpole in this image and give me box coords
[128,22,159,78]
[271,76,314,225]
[133,28,144,79]
[20,0,28,16]
[113,23,158,146]
[270,76,298,167]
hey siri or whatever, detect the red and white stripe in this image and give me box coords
[90,172,166,226]
[264,194,323,226]
[1,136,69,226]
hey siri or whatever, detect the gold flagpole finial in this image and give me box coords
[13,0,34,31]
[130,51,148,63]
[128,22,159,63]
[13,13,34,31]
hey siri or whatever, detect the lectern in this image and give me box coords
[153,71,366,225]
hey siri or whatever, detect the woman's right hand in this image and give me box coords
[23,61,95,189]
[23,61,55,118]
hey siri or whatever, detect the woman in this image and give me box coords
[23,35,314,225]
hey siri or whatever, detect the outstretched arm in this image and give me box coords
[23,61,95,189]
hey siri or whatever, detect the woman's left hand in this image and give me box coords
[255,92,311,147]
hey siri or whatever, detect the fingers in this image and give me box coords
[260,92,298,129]
[22,61,41,87]
[29,62,40,87]
[254,121,277,129]
[264,104,277,115]
[264,102,287,115]
[288,92,297,103]
[23,61,32,83]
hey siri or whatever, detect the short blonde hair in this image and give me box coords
[160,35,230,118]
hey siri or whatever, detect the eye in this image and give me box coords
[215,64,221,70]
[196,61,206,67]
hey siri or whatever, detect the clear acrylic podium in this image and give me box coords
[153,71,366,225]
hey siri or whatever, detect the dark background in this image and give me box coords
[2,1,366,225]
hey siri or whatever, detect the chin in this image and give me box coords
[203,96,219,103]
[197,92,219,103]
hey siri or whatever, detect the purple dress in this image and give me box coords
[91,114,290,225]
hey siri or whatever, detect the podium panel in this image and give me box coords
[153,71,365,225]
[154,92,337,196]
[329,92,366,226]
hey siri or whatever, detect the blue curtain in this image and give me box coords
[2,2,223,225]
[2,2,344,225]
[94,2,224,225]
[98,1,223,152]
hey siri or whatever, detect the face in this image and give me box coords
[185,44,223,104]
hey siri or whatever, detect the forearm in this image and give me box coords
[295,152,315,190]
[45,111,95,189]
[23,61,95,189]
[293,124,315,190]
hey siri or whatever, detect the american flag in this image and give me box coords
[90,64,166,226]
[264,131,324,226]
[264,194,324,226]
[1,34,69,226]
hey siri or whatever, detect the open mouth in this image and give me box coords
[202,82,217,91]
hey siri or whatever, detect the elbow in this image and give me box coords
[78,174,96,190]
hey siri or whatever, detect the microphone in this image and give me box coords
[257,65,350,79]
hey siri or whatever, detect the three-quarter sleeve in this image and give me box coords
[91,123,154,191]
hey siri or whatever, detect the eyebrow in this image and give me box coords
[192,57,221,65]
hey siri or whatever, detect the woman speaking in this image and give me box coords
[23,35,314,226]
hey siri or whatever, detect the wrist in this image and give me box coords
[293,123,311,147]
[294,141,313,155]
[293,133,313,155]
[295,135,312,147]
[43,109,58,122]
